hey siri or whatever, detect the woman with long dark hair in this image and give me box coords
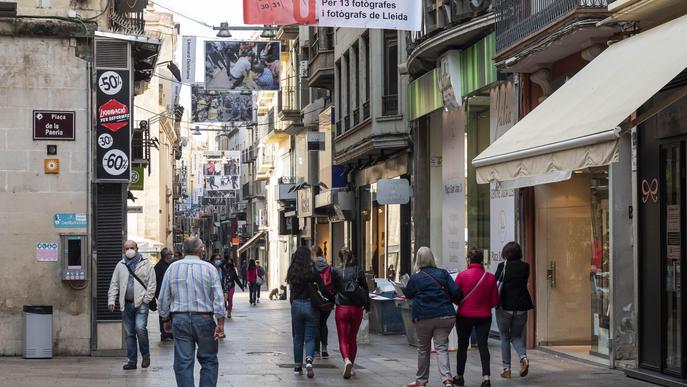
[287,246,324,378]
[222,257,244,319]
[331,247,369,379]
[247,259,259,305]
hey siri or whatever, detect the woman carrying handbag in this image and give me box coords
[453,248,500,387]
[404,247,463,387]
[495,242,534,379]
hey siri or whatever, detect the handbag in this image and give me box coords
[309,282,334,311]
[123,262,157,311]
[343,266,370,309]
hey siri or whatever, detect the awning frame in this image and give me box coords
[237,230,266,255]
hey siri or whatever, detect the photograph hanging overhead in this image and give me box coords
[191,88,253,123]
[205,40,280,91]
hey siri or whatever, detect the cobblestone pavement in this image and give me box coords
[0,291,652,387]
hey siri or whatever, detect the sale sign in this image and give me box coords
[95,68,131,182]
[243,0,421,30]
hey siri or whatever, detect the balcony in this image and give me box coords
[382,94,399,116]
[256,146,274,176]
[494,0,618,69]
[353,107,360,126]
[336,121,342,137]
[241,145,256,164]
[363,100,370,120]
[278,85,301,122]
[344,115,351,132]
[308,28,335,90]
[109,7,145,36]
[276,183,297,202]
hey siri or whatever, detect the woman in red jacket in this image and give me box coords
[453,248,499,387]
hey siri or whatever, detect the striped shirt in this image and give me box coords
[158,255,227,319]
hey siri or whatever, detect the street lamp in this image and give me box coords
[213,22,279,38]
[260,26,276,39]
[215,22,232,38]
[156,60,182,82]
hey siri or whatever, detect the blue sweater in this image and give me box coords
[403,267,462,322]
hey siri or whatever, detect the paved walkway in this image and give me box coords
[0,291,652,387]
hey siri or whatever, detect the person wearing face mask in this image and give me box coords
[155,248,175,342]
[107,240,157,370]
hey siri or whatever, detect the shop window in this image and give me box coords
[466,103,491,259]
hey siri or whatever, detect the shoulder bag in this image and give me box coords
[343,266,370,309]
[123,262,157,311]
[497,260,508,295]
[309,281,334,311]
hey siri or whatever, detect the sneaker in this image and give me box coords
[305,358,314,378]
[452,376,464,386]
[407,382,426,387]
[520,357,529,377]
[350,368,356,376]
[294,366,303,375]
[141,355,150,368]
[321,351,329,359]
[480,380,491,387]
[123,362,137,370]
[343,359,353,379]
[257,299,260,303]
[442,379,454,387]
[227,311,232,319]
[500,368,511,379]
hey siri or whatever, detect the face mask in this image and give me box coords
[213,260,222,266]
[125,249,137,259]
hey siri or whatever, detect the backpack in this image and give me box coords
[320,266,333,294]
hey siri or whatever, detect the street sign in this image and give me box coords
[95,68,131,182]
[127,206,143,213]
[33,110,75,140]
[130,166,144,190]
[376,178,410,205]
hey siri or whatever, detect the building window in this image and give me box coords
[352,42,359,126]
[382,30,399,116]
[343,52,350,132]
[335,60,342,136]
[363,32,370,119]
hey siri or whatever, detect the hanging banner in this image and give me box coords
[96,68,131,182]
[191,87,253,123]
[442,107,466,271]
[181,36,197,84]
[205,40,280,91]
[130,166,144,191]
[203,151,241,191]
[242,0,421,31]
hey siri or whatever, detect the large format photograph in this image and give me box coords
[205,40,280,91]
[202,151,241,191]
[191,88,253,123]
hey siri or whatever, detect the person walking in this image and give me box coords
[158,237,226,387]
[494,241,533,379]
[331,247,369,379]
[240,258,248,290]
[247,259,261,305]
[404,247,463,387]
[107,240,156,370]
[287,246,324,378]
[255,260,265,303]
[453,248,500,387]
[222,258,244,318]
[155,247,174,342]
[313,246,333,359]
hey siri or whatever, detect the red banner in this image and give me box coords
[243,0,316,25]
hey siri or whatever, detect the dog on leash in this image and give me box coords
[269,285,287,300]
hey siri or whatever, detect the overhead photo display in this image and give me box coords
[203,151,241,191]
[191,88,253,123]
[205,40,280,91]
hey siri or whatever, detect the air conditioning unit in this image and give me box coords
[0,1,17,17]
[453,0,492,22]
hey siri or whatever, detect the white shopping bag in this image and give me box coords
[431,326,458,352]
[357,311,370,344]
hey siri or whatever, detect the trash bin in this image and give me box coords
[395,299,417,346]
[369,292,404,334]
[23,305,52,359]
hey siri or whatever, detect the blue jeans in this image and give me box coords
[172,313,219,387]
[291,299,320,365]
[249,281,259,304]
[496,309,528,368]
[123,302,150,363]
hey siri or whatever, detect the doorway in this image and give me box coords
[534,173,610,365]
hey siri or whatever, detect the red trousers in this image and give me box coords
[335,305,364,362]
[225,287,235,312]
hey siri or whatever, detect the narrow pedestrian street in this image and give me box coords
[0,291,649,387]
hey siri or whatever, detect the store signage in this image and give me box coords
[307,131,326,151]
[96,68,131,182]
[242,0,421,31]
[181,36,197,84]
[36,242,59,262]
[53,213,87,228]
[127,206,143,213]
[442,107,466,271]
[297,187,313,217]
[44,158,60,174]
[490,80,517,141]
[33,111,75,140]
[130,166,144,191]
[438,50,462,111]
[376,178,410,205]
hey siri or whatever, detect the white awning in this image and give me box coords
[237,230,266,255]
[474,13,687,188]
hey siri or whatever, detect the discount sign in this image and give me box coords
[96,68,131,181]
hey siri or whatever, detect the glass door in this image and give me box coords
[661,142,684,377]
[590,174,610,357]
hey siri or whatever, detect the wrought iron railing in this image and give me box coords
[353,107,360,126]
[382,94,399,116]
[267,107,275,133]
[495,0,611,53]
[109,9,145,36]
[278,85,298,112]
[362,100,370,120]
[336,120,342,136]
[344,115,351,132]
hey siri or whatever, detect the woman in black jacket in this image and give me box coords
[494,242,534,379]
[331,247,369,379]
[287,246,324,378]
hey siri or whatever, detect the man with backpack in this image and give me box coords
[312,246,333,359]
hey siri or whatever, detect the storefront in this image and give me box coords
[635,90,687,383]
